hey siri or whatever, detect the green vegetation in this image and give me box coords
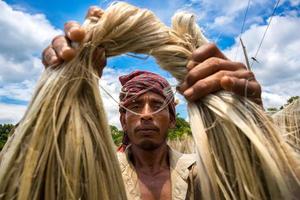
[168,114,191,140]
[0,124,14,150]
[110,125,125,146]
[267,96,299,113]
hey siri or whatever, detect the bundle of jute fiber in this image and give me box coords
[0,1,299,200]
[0,36,127,200]
[272,99,300,153]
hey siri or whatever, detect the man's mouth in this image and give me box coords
[135,127,159,135]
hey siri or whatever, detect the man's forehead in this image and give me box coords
[131,91,165,103]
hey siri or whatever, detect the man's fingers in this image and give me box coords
[179,58,246,93]
[64,21,85,42]
[64,6,104,43]
[183,77,220,101]
[220,76,261,98]
[52,35,76,61]
[85,6,104,19]
[188,43,228,70]
[221,76,263,107]
[182,70,256,101]
[42,45,61,67]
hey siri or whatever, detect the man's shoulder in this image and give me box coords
[168,147,196,175]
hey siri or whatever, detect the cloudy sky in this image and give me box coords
[0,0,299,128]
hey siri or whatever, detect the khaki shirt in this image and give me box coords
[117,146,199,200]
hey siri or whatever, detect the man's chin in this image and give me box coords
[137,140,161,151]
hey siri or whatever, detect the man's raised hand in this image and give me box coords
[41,6,106,76]
[178,43,263,107]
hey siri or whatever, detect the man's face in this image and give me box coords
[121,91,175,150]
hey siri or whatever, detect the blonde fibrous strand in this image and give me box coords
[0,2,299,200]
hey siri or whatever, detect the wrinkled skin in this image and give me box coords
[41,6,264,200]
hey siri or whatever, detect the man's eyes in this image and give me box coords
[128,104,140,109]
[127,102,164,111]
[152,102,163,109]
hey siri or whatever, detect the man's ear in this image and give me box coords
[120,112,127,132]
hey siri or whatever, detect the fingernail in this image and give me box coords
[69,27,85,42]
[59,46,70,57]
[184,88,194,98]
[67,26,78,38]
[62,48,76,61]
[68,26,79,34]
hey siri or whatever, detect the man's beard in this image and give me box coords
[137,140,163,151]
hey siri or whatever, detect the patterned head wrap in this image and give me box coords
[117,70,176,152]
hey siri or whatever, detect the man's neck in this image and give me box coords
[130,143,169,175]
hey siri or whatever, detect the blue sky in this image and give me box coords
[1,0,300,127]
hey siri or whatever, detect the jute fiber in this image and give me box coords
[273,99,300,153]
[1,2,299,199]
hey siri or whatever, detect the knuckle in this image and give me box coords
[206,57,222,67]
[191,48,201,61]
[207,42,217,51]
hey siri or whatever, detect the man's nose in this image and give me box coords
[140,103,153,120]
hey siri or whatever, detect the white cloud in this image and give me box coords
[184,0,270,33]
[99,67,125,128]
[0,80,36,101]
[0,0,62,85]
[0,54,43,84]
[213,15,235,27]
[0,103,27,124]
[284,0,300,6]
[224,15,300,108]
[0,0,61,124]
[0,1,62,61]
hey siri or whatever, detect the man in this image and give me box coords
[116,70,198,200]
[42,7,263,200]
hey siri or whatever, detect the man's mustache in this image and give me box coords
[134,125,159,132]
